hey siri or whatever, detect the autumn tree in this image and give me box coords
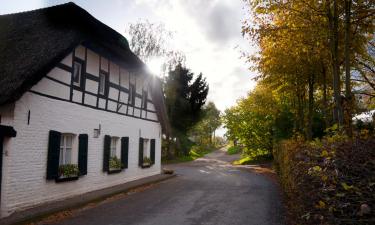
[242,0,374,138]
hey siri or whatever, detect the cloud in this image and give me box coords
[178,0,242,45]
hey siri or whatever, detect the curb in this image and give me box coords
[1,173,177,225]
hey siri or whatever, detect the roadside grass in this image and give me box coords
[233,149,273,165]
[227,145,241,155]
[162,145,215,164]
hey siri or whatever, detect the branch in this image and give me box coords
[353,92,375,98]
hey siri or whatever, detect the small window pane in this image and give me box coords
[142,92,147,109]
[59,134,74,165]
[73,62,82,85]
[110,138,117,157]
[59,148,64,165]
[128,85,135,105]
[99,73,106,95]
[66,136,73,148]
[65,148,72,164]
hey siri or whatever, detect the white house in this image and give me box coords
[0,3,170,218]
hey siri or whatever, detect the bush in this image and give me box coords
[233,148,272,165]
[227,146,241,155]
[274,136,375,225]
[58,164,79,178]
[109,156,122,170]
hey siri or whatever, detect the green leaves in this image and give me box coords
[341,182,354,191]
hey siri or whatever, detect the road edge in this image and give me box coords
[1,173,177,225]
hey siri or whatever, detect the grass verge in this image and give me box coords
[233,150,273,165]
[227,145,241,155]
[162,146,215,164]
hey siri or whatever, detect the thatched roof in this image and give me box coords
[0,2,170,134]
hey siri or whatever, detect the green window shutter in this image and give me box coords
[103,135,111,172]
[138,137,144,166]
[47,130,61,180]
[78,134,88,176]
[121,137,129,169]
[150,139,155,164]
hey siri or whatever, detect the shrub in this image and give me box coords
[233,148,272,165]
[227,146,241,155]
[274,136,375,225]
[143,156,152,165]
[109,156,122,170]
[58,164,79,178]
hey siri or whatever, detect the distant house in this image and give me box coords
[353,110,375,124]
[0,3,169,218]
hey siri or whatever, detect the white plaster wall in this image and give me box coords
[0,92,162,217]
[0,44,163,218]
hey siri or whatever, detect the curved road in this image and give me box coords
[53,148,284,225]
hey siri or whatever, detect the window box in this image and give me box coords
[55,176,79,183]
[108,169,122,174]
[56,164,79,182]
[141,164,151,168]
[109,156,123,173]
[141,157,152,168]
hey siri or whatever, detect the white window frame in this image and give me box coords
[110,137,119,158]
[73,61,82,86]
[59,134,74,165]
[99,72,106,95]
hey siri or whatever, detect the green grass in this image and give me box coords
[227,146,241,155]
[162,146,215,164]
[233,149,273,165]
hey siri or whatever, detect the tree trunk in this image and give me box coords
[344,0,353,137]
[328,0,343,128]
[213,130,215,146]
[322,62,330,129]
[307,73,315,141]
[166,134,172,160]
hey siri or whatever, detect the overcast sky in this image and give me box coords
[1,0,257,112]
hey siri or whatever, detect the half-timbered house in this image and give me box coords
[0,2,169,218]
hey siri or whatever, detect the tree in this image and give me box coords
[223,84,278,154]
[164,64,209,155]
[241,0,374,138]
[126,20,186,75]
[126,20,171,63]
[189,102,221,145]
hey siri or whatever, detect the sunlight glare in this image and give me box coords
[147,57,164,77]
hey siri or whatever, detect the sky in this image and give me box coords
[0,0,258,135]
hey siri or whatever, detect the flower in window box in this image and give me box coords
[143,157,152,167]
[109,156,123,171]
[58,164,79,178]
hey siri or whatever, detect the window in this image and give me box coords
[59,134,73,165]
[99,72,106,95]
[110,137,118,157]
[142,91,148,109]
[73,61,82,86]
[143,138,149,157]
[128,84,135,105]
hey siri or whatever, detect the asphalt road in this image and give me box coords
[53,148,284,225]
